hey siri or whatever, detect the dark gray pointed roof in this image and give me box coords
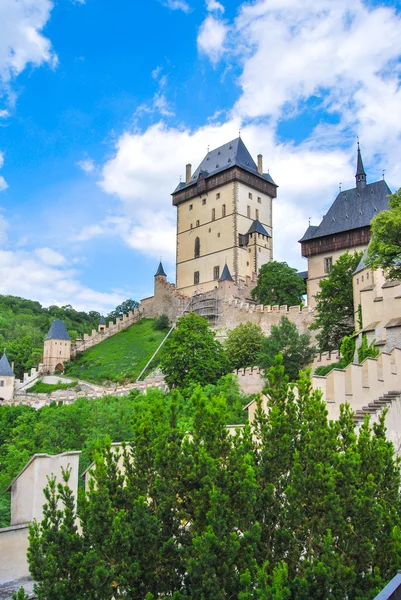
[356,143,366,178]
[154,261,167,277]
[174,138,277,192]
[219,264,234,282]
[247,219,271,237]
[45,320,71,341]
[299,179,391,242]
[99,316,106,325]
[0,353,14,377]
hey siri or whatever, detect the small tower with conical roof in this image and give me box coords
[218,263,235,299]
[43,320,71,374]
[356,141,367,190]
[98,315,106,334]
[0,352,15,402]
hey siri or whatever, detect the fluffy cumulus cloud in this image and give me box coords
[0,248,127,313]
[0,0,56,87]
[197,15,228,64]
[93,0,401,271]
[206,0,224,13]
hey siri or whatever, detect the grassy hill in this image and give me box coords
[64,318,166,384]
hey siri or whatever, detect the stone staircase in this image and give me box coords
[352,390,401,425]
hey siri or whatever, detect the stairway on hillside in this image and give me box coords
[352,390,401,424]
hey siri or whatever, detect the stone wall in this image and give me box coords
[216,300,315,338]
[72,309,142,356]
[234,367,264,395]
[311,350,341,372]
[14,366,43,393]
[140,276,190,323]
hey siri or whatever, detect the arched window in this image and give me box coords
[194,237,200,258]
[222,204,226,217]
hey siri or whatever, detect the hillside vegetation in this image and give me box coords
[0,295,103,377]
[64,318,166,384]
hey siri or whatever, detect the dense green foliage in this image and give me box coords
[251,261,306,306]
[154,314,170,331]
[64,319,165,383]
[107,299,140,321]
[0,376,249,528]
[0,295,102,378]
[311,251,363,351]
[366,188,401,280]
[258,316,315,380]
[314,361,344,376]
[358,334,380,363]
[27,359,401,599]
[225,322,264,370]
[160,313,230,389]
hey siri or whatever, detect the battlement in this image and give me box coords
[311,347,401,420]
[72,309,141,355]
[311,349,341,371]
[14,366,43,392]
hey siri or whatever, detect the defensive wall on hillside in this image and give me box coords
[71,308,142,356]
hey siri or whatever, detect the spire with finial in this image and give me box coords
[355,139,366,190]
[154,261,167,278]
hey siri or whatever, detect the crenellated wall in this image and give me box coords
[72,309,142,355]
[14,366,43,393]
[311,350,341,372]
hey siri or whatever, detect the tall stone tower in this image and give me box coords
[172,138,278,295]
[43,320,71,374]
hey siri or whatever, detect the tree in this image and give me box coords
[311,251,362,351]
[160,312,230,389]
[27,361,401,598]
[251,261,306,306]
[258,317,315,380]
[107,299,140,321]
[154,314,170,331]
[225,322,264,370]
[366,188,401,280]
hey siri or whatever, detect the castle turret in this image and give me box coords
[355,141,367,191]
[98,315,106,334]
[154,261,167,278]
[43,320,71,374]
[218,263,235,299]
[0,352,15,402]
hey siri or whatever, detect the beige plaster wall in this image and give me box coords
[0,524,30,585]
[307,245,368,308]
[43,338,71,373]
[235,368,264,395]
[10,451,80,526]
[0,374,15,402]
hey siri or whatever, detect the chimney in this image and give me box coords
[257,154,263,174]
[186,163,192,184]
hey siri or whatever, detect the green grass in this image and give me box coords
[27,381,78,393]
[64,318,166,384]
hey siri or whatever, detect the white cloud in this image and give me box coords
[0,109,9,118]
[35,247,67,266]
[0,214,8,244]
[0,151,7,191]
[0,0,57,87]
[161,0,190,12]
[197,15,228,64]
[206,0,224,13]
[77,158,95,173]
[0,248,127,312]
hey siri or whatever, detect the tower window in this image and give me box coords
[324,257,333,273]
[212,208,215,221]
[189,204,193,211]
[194,237,200,258]
[213,266,220,280]
[248,192,253,199]
[190,223,193,229]
[202,198,206,205]
[216,193,220,199]
[256,209,259,220]
[196,220,200,227]
[217,233,220,238]
[247,206,251,218]
[257,197,261,204]
[194,271,200,285]
[0,381,4,387]
[222,204,226,217]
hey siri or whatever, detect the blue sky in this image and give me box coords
[0,0,401,312]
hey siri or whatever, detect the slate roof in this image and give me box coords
[154,261,167,277]
[45,320,71,341]
[247,219,271,237]
[0,353,14,377]
[297,271,308,280]
[219,264,234,282]
[99,316,106,325]
[174,138,277,193]
[354,246,369,275]
[299,179,391,242]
